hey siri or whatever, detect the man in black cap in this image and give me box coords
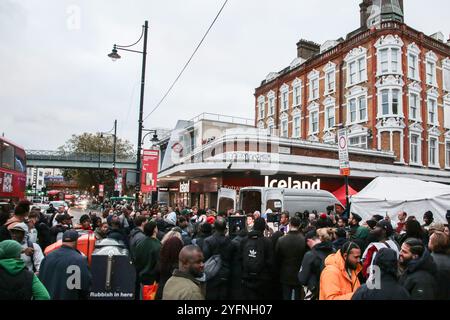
[422,211,434,230]
[39,230,91,300]
[361,220,399,279]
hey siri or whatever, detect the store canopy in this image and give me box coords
[332,184,358,207]
[47,190,61,196]
[350,177,450,224]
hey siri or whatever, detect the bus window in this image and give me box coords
[1,142,15,170]
[15,149,26,173]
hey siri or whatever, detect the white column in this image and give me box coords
[377,131,382,150]
[390,131,393,152]
[400,130,405,163]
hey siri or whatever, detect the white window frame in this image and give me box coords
[376,75,404,119]
[379,88,402,117]
[293,113,301,138]
[348,135,368,149]
[425,51,438,87]
[308,70,320,102]
[267,91,275,116]
[308,102,320,135]
[375,35,404,77]
[427,88,439,126]
[443,58,450,92]
[292,78,302,107]
[407,43,421,82]
[324,62,336,95]
[323,96,336,131]
[408,82,422,122]
[428,136,439,168]
[267,118,275,135]
[257,96,265,120]
[345,47,368,88]
[410,133,421,165]
[281,118,289,138]
[280,84,289,111]
[346,86,368,125]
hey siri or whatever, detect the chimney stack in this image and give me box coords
[296,39,320,60]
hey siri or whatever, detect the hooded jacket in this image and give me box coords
[399,250,438,300]
[162,269,205,300]
[319,250,362,300]
[352,248,410,300]
[39,245,91,300]
[0,240,50,300]
[298,241,335,294]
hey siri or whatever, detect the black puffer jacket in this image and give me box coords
[399,250,438,300]
[298,241,335,294]
[275,230,306,286]
[352,248,410,300]
[431,252,450,300]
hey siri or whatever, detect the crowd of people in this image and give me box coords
[0,199,449,300]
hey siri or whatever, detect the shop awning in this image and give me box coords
[332,184,358,207]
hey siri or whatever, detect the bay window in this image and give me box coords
[378,88,402,118]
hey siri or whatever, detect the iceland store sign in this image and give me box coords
[264,176,321,190]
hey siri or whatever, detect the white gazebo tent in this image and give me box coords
[350,177,450,224]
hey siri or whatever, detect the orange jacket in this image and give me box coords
[319,250,362,300]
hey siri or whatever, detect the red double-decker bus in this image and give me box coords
[0,137,26,201]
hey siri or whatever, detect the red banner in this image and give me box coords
[141,149,159,193]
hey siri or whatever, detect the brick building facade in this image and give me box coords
[255,1,450,171]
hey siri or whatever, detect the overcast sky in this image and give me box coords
[1,0,449,151]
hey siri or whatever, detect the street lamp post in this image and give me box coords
[108,21,148,209]
[100,120,118,196]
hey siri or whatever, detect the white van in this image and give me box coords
[218,187,343,216]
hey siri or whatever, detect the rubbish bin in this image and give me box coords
[89,239,136,300]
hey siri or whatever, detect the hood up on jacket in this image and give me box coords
[373,247,398,278]
[0,240,27,276]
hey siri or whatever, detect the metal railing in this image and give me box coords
[189,112,254,126]
[26,150,137,163]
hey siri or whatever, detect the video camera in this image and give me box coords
[228,215,246,237]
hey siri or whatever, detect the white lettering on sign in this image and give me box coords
[264,176,321,190]
[179,181,190,193]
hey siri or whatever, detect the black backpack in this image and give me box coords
[242,236,266,278]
